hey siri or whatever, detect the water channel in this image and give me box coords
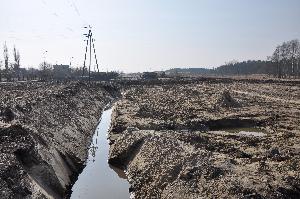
[71,108,130,199]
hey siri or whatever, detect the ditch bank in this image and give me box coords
[0,81,120,199]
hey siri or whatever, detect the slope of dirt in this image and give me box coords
[108,79,300,198]
[0,81,120,199]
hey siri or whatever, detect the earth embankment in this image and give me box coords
[0,82,120,199]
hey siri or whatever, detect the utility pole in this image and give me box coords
[0,60,2,82]
[69,57,74,67]
[82,26,99,82]
[42,50,47,81]
[89,29,92,82]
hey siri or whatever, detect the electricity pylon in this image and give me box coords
[82,26,99,82]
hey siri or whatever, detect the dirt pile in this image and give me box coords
[216,89,241,108]
[108,79,300,198]
[0,81,120,199]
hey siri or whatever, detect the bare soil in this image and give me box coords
[1,77,299,199]
[108,78,300,198]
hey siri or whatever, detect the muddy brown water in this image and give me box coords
[71,109,130,199]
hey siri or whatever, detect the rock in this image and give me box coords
[269,148,280,157]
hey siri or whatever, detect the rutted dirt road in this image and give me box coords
[108,79,300,198]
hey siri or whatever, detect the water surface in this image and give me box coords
[208,127,266,137]
[71,109,130,199]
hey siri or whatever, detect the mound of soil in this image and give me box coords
[216,89,241,108]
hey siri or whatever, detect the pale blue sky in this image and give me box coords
[1,0,300,72]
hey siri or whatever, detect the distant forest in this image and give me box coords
[214,60,272,76]
[167,39,300,78]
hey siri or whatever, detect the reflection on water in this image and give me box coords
[90,142,98,162]
[71,109,130,199]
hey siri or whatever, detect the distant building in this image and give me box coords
[119,72,141,80]
[53,64,71,80]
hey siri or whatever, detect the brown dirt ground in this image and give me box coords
[109,79,300,199]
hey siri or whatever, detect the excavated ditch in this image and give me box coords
[71,108,130,199]
[0,82,121,199]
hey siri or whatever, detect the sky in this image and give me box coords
[0,0,300,72]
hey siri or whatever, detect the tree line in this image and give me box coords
[2,39,299,81]
[165,39,300,78]
[214,39,300,78]
[1,42,119,82]
[0,42,62,81]
[214,60,272,76]
[270,39,300,78]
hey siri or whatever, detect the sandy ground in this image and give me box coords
[0,82,119,199]
[108,78,300,198]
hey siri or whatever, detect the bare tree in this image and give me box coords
[281,42,289,77]
[271,39,300,78]
[297,43,300,77]
[3,42,8,70]
[13,45,21,80]
[271,46,282,78]
[290,39,300,77]
[39,61,53,81]
[3,42,11,81]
